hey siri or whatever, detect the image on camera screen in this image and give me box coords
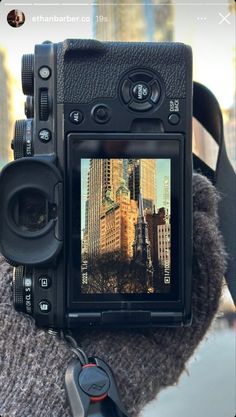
[81,158,171,294]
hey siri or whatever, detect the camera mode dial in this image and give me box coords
[11,119,33,159]
[21,54,34,96]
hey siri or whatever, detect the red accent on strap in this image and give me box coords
[82,363,96,369]
[90,393,108,403]
[82,363,108,402]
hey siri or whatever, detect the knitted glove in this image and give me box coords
[0,173,226,417]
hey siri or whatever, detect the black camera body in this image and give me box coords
[0,39,192,329]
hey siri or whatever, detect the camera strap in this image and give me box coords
[62,332,130,417]
[193,82,236,304]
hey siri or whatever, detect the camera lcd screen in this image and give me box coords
[67,134,181,303]
[81,158,171,295]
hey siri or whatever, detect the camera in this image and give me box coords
[0,39,192,329]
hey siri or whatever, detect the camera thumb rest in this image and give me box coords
[63,335,129,417]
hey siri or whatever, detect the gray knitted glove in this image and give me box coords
[0,173,226,417]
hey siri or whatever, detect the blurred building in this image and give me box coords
[87,158,124,256]
[157,223,171,275]
[0,47,14,169]
[86,158,158,258]
[146,206,166,267]
[133,194,152,268]
[100,181,138,257]
[128,159,157,211]
[163,176,170,219]
[94,0,174,41]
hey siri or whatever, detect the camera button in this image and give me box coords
[39,276,51,289]
[121,79,132,103]
[150,80,161,103]
[69,110,84,125]
[128,100,152,111]
[132,82,150,101]
[92,105,111,123]
[38,129,52,142]
[168,113,180,125]
[39,300,51,313]
[39,66,51,80]
[129,73,152,83]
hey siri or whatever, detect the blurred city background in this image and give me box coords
[0,1,235,416]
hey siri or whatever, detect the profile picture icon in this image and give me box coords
[7,9,25,28]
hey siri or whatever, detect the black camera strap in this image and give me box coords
[62,332,129,417]
[193,82,236,304]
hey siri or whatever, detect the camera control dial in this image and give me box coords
[11,119,33,159]
[13,266,33,316]
[12,266,25,311]
[12,265,33,314]
[39,90,50,121]
[120,70,161,112]
[21,54,34,96]
[25,96,34,118]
